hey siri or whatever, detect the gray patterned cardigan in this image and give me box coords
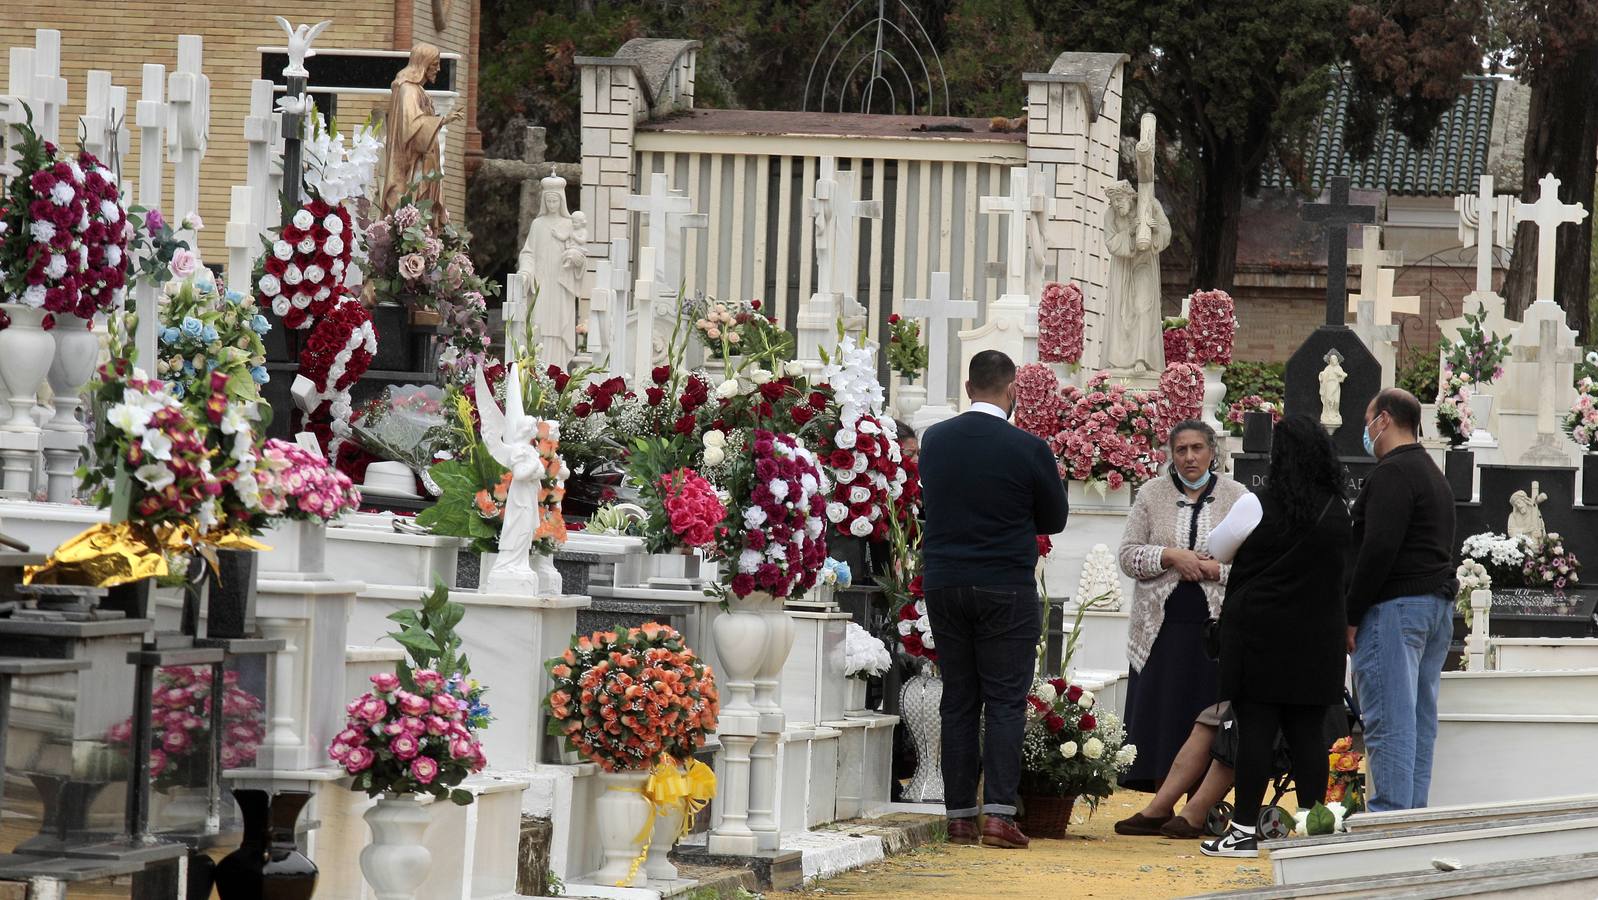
[1117,475,1248,672]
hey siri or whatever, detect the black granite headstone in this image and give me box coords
[1284,327,1382,457]
[1585,453,1598,508]
[1242,411,1274,453]
[1229,453,1374,498]
[1444,449,1474,502]
[1465,464,1598,575]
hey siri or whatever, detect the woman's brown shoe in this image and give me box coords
[1114,812,1173,836]
[1160,817,1206,839]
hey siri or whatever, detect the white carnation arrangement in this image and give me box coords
[842,622,892,679]
[1074,543,1123,611]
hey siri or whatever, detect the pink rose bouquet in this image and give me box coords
[1014,363,1067,453]
[1564,375,1598,451]
[1157,362,1204,429]
[657,468,726,548]
[1184,290,1237,366]
[255,438,362,522]
[106,665,265,791]
[1037,281,1084,365]
[330,667,488,803]
[1224,394,1283,437]
[1057,372,1167,491]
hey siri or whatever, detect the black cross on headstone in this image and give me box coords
[1302,176,1376,327]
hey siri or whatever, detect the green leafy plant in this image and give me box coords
[385,579,471,684]
[1221,360,1285,406]
[1397,344,1442,399]
[1441,303,1512,385]
[885,313,929,384]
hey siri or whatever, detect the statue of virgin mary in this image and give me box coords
[517,176,585,366]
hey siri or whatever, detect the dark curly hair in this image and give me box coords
[1268,414,1345,528]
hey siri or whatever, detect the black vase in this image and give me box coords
[1585,453,1598,508]
[208,549,260,639]
[214,789,318,900]
[1444,449,1475,502]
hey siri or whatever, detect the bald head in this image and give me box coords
[1365,387,1421,457]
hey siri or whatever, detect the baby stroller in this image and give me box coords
[1203,686,1361,840]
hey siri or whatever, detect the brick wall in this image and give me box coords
[1,0,476,263]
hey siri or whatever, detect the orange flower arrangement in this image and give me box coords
[544,623,719,772]
[1325,735,1366,810]
[534,420,567,545]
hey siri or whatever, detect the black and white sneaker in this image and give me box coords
[1200,825,1259,858]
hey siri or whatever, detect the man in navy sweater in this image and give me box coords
[919,350,1069,848]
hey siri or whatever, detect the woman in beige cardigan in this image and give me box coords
[1113,421,1245,803]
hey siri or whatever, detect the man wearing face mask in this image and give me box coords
[919,350,1069,849]
[1346,388,1458,812]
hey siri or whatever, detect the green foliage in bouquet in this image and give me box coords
[885,313,929,384]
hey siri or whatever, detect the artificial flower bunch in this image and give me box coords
[1037,281,1084,366]
[156,270,272,399]
[329,668,489,802]
[80,362,220,528]
[1020,677,1136,809]
[1157,362,1204,427]
[124,208,195,293]
[1013,363,1067,455]
[653,468,726,551]
[1324,736,1365,811]
[885,312,928,384]
[1057,372,1167,491]
[688,296,793,366]
[0,120,90,314]
[1563,376,1598,451]
[298,293,378,469]
[1180,289,1237,366]
[76,152,131,316]
[351,384,451,483]
[531,418,569,553]
[106,665,265,790]
[1460,530,1581,593]
[1443,302,1511,385]
[1524,532,1580,592]
[1161,317,1191,365]
[544,623,720,772]
[822,411,909,541]
[711,429,830,601]
[1224,394,1282,437]
[255,196,354,330]
[301,108,383,207]
[843,621,891,679]
[1435,365,1476,446]
[254,438,362,522]
[820,556,852,588]
[896,593,935,663]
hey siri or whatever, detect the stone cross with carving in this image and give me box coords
[1515,173,1589,304]
[1303,176,1376,327]
[903,272,977,405]
[1456,174,1517,296]
[625,173,704,299]
[981,166,1048,299]
[810,157,881,309]
[1514,318,1583,464]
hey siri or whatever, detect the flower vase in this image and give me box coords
[1465,391,1497,447]
[643,791,687,885]
[1066,479,1133,512]
[45,314,97,434]
[214,789,318,900]
[712,592,771,722]
[1018,793,1078,839]
[592,770,652,887]
[207,548,259,640]
[896,379,927,420]
[360,793,432,900]
[154,785,211,829]
[1200,365,1226,434]
[753,593,796,717]
[534,552,563,595]
[1584,454,1598,508]
[845,677,868,715]
[0,304,55,431]
[258,520,327,578]
[899,671,944,802]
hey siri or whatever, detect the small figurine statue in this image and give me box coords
[1319,349,1347,428]
[1507,481,1548,545]
[474,362,543,593]
[275,17,332,79]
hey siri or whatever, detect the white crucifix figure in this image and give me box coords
[1456,174,1518,295]
[904,272,978,407]
[981,166,1046,299]
[1516,173,1589,305]
[1514,319,1583,465]
[167,35,210,247]
[625,173,705,298]
[809,157,881,311]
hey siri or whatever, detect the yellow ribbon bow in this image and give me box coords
[608,757,719,887]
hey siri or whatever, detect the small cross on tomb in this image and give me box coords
[980,166,1048,299]
[903,272,977,405]
[1456,174,1518,296]
[592,237,633,374]
[1302,176,1376,327]
[28,30,67,144]
[225,185,257,295]
[1514,318,1584,465]
[1515,173,1589,304]
[243,79,279,237]
[1347,226,1411,321]
[625,173,705,297]
[810,157,881,306]
[132,62,167,369]
[167,35,209,247]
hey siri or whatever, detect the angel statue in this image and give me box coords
[475,362,544,593]
[274,17,332,79]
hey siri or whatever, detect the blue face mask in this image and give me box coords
[1176,468,1213,491]
[1362,419,1385,457]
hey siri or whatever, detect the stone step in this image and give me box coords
[1262,811,1598,885]
[1191,850,1598,898]
[1493,638,1598,671]
[1439,670,1598,716]
[1429,715,1598,806]
[1347,794,1598,833]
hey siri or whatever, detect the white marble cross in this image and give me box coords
[167,35,210,249]
[1351,296,1401,385]
[1514,318,1583,464]
[980,166,1046,298]
[1456,174,1517,295]
[591,237,632,375]
[132,62,167,369]
[904,272,977,406]
[1515,173,1589,304]
[503,271,530,359]
[1349,264,1419,328]
[225,185,257,296]
[809,157,881,307]
[243,79,279,238]
[3,32,67,166]
[1347,226,1407,316]
[79,70,124,163]
[625,173,705,298]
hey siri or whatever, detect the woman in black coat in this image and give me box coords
[1199,415,1352,858]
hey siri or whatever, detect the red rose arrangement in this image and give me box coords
[256,198,354,330]
[822,411,910,541]
[1163,321,1192,365]
[658,468,726,548]
[896,586,935,663]
[715,429,830,601]
[1057,372,1167,492]
[544,623,719,772]
[77,152,131,316]
[298,294,377,468]
[1037,281,1085,365]
[0,121,90,316]
[1020,676,1135,809]
[1157,362,1204,429]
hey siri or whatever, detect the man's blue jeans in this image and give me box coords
[1351,592,1453,812]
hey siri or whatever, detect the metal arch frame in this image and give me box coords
[1390,244,1510,361]
[802,0,950,117]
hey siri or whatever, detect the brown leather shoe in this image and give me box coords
[947,817,979,845]
[1114,811,1173,836]
[1159,816,1206,839]
[980,815,1031,849]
